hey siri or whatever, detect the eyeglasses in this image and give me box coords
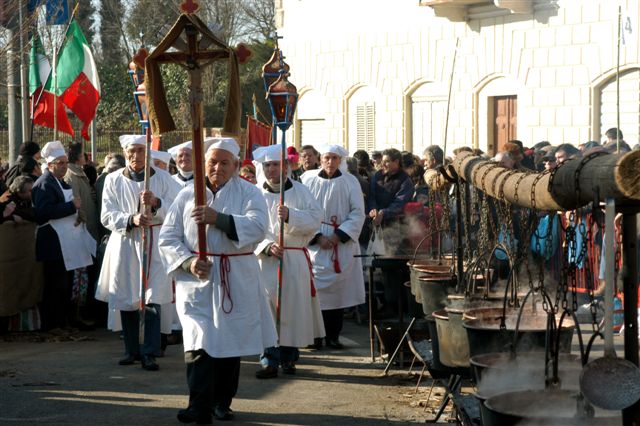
[53,160,69,165]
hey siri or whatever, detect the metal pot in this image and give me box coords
[425,317,471,379]
[463,312,575,357]
[482,389,620,426]
[433,308,470,368]
[470,351,581,384]
[407,259,455,301]
[416,275,454,317]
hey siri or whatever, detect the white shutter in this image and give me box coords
[356,102,375,152]
[300,119,327,148]
[600,69,640,144]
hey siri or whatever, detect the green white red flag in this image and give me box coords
[55,18,101,140]
[29,33,74,136]
[32,18,101,140]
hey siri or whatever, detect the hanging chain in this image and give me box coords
[459,182,472,262]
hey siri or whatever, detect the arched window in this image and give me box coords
[295,89,328,148]
[405,80,448,156]
[346,85,381,154]
[595,68,640,145]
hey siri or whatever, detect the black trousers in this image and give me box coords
[322,308,344,341]
[120,304,161,357]
[185,350,241,415]
[40,260,73,331]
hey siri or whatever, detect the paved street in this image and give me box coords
[0,319,434,425]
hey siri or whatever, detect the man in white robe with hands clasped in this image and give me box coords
[253,144,325,379]
[301,144,366,349]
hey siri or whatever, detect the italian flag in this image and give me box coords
[55,18,101,141]
[30,34,74,137]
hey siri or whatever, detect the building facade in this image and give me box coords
[276,0,640,156]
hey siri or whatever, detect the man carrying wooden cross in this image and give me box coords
[159,138,277,423]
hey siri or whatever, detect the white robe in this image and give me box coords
[301,170,366,310]
[172,173,193,188]
[158,176,278,358]
[95,166,179,312]
[255,180,325,347]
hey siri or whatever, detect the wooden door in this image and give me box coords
[493,95,517,155]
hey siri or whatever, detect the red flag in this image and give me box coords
[32,87,75,137]
[246,116,272,160]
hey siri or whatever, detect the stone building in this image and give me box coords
[276,0,639,156]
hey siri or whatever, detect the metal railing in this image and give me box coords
[0,129,191,165]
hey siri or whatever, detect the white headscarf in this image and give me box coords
[318,144,349,173]
[252,144,290,187]
[41,141,66,164]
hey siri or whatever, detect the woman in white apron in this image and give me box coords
[32,141,95,331]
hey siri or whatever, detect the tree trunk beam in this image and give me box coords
[423,168,449,192]
[450,151,640,210]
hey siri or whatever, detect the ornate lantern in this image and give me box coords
[266,72,298,131]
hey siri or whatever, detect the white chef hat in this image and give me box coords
[119,134,146,148]
[168,140,192,160]
[170,137,219,160]
[318,144,348,158]
[41,141,66,164]
[205,137,240,159]
[150,150,172,165]
[252,144,283,163]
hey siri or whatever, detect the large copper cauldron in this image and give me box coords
[482,389,620,426]
[463,310,575,357]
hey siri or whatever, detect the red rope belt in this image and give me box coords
[282,246,317,297]
[191,251,253,314]
[321,215,342,273]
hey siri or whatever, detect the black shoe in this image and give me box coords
[118,354,140,365]
[281,361,296,375]
[177,407,212,424]
[141,355,159,371]
[213,406,234,421]
[325,338,344,349]
[255,365,278,379]
[306,337,323,350]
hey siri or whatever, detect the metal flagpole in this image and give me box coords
[19,0,30,142]
[616,5,621,153]
[442,37,459,163]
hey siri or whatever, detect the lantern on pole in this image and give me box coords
[262,41,298,330]
[266,72,298,132]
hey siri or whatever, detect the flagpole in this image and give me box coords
[19,0,30,142]
[53,40,57,139]
[35,2,80,140]
[616,5,621,154]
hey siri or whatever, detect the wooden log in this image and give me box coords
[423,168,448,192]
[451,150,640,211]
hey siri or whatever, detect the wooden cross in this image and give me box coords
[148,13,238,260]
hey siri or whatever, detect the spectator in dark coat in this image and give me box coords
[0,176,36,223]
[32,142,81,331]
[4,141,41,187]
[368,148,414,227]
